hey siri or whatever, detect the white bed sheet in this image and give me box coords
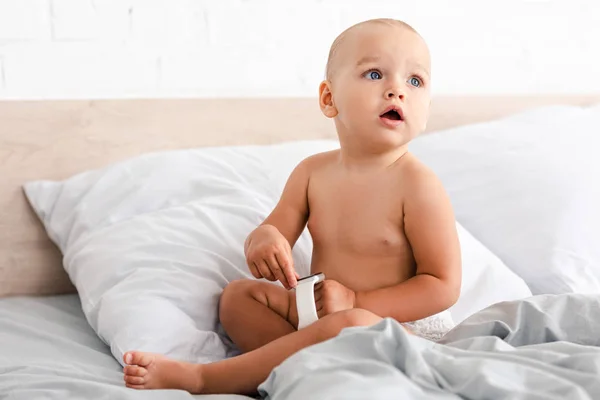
[0,294,251,400]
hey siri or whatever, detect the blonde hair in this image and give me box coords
[325,18,420,81]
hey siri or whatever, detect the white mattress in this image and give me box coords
[0,294,251,400]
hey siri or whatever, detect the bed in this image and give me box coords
[2,95,600,399]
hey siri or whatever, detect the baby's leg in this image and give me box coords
[123,308,382,394]
[219,279,299,353]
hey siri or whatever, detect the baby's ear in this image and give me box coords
[318,81,338,118]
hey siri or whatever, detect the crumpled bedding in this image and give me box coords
[259,293,600,400]
[4,292,600,399]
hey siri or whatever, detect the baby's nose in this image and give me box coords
[385,88,404,99]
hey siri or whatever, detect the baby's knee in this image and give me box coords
[221,279,273,302]
[334,309,380,328]
[318,309,380,340]
[221,279,254,298]
[219,280,254,317]
[219,279,274,317]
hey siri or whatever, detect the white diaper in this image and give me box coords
[400,311,456,342]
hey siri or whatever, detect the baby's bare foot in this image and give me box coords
[123,351,203,393]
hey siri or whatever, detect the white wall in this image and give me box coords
[0,0,598,100]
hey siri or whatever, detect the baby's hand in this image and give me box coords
[315,280,356,318]
[245,224,299,289]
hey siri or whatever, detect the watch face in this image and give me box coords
[297,272,323,282]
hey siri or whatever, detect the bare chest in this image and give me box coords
[307,177,407,256]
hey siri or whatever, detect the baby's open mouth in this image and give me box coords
[380,109,402,121]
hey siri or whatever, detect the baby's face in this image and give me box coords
[323,23,431,150]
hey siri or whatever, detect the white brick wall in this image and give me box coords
[51,0,131,41]
[0,0,50,41]
[0,0,599,99]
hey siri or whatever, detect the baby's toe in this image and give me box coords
[123,366,147,377]
[124,351,154,367]
[125,383,146,390]
[125,375,146,386]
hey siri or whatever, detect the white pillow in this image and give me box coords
[24,140,530,365]
[410,104,600,295]
[449,223,530,321]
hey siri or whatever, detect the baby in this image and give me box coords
[122,18,462,395]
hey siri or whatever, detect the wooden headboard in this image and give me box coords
[1,95,599,297]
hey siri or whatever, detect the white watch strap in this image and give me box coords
[295,273,324,330]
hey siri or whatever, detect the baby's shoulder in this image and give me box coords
[297,149,339,173]
[283,150,338,191]
[397,153,443,190]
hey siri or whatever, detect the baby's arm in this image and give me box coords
[260,159,312,248]
[244,157,313,288]
[355,166,462,322]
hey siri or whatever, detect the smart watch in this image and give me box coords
[295,272,325,330]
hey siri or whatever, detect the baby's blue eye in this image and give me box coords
[409,76,422,87]
[365,70,382,80]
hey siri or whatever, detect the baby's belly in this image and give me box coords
[310,248,416,292]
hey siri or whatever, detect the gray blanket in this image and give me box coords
[259,294,600,399]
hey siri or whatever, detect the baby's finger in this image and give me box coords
[313,282,322,297]
[313,289,323,303]
[276,252,297,288]
[257,260,275,281]
[249,262,262,279]
[315,301,324,318]
[267,255,289,288]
